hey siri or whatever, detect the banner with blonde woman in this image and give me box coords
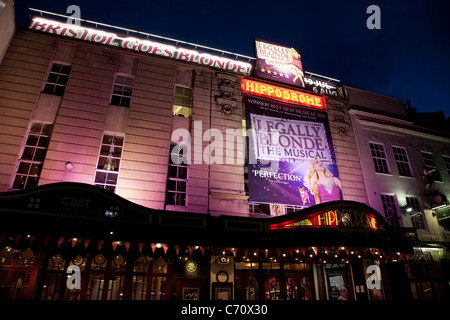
[245,95,342,207]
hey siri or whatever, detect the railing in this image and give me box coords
[28,7,256,63]
[27,7,340,83]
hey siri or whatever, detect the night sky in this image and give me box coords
[12,0,450,118]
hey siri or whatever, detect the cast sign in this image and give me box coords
[28,17,252,76]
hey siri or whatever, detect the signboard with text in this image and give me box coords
[303,76,339,97]
[269,208,379,231]
[255,39,305,88]
[242,78,325,110]
[28,17,252,76]
[245,92,342,207]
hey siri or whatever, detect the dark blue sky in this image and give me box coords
[14,0,450,118]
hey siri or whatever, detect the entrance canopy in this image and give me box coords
[0,182,418,253]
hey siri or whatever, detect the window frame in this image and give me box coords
[248,203,302,216]
[248,202,271,215]
[42,62,72,96]
[392,145,413,177]
[441,155,450,178]
[165,143,188,207]
[93,133,125,193]
[380,193,402,227]
[12,122,53,190]
[109,74,134,108]
[405,196,427,230]
[421,151,442,182]
[172,85,193,118]
[369,142,391,174]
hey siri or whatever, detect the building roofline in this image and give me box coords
[26,8,340,83]
[343,85,404,102]
[28,7,256,63]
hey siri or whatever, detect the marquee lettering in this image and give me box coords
[242,78,325,110]
[270,208,379,231]
[29,18,252,76]
[60,197,92,208]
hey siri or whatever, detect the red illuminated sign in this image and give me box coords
[270,208,379,231]
[242,78,325,110]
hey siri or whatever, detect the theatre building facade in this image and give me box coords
[0,9,449,301]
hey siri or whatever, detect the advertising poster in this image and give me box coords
[245,95,342,207]
[328,272,349,300]
[255,39,305,88]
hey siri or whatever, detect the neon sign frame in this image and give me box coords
[242,78,325,110]
[269,208,379,231]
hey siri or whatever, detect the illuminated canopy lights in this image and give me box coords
[270,208,379,231]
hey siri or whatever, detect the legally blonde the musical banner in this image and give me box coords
[245,95,342,207]
[255,39,305,88]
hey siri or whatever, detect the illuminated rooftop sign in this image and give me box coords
[28,17,252,76]
[269,208,379,231]
[242,78,325,110]
[255,39,305,88]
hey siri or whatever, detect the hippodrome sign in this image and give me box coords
[28,17,252,76]
[269,208,379,231]
[241,78,325,110]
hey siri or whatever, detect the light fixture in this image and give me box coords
[221,104,233,114]
[415,246,443,252]
[401,205,413,212]
[221,90,233,99]
[221,78,233,87]
[65,161,73,171]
